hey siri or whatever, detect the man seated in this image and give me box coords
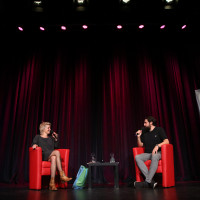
[134,116,169,189]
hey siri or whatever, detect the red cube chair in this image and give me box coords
[29,147,70,190]
[133,144,175,187]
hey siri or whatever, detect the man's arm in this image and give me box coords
[136,130,144,147]
[152,139,169,154]
[157,139,169,148]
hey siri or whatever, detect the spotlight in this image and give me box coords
[74,0,88,11]
[18,27,23,31]
[82,25,88,29]
[121,0,131,3]
[77,0,85,4]
[33,0,42,5]
[164,0,178,9]
[40,26,45,31]
[181,25,186,29]
[117,25,123,29]
[160,25,166,29]
[33,0,43,12]
[139,25,144,29]
[61,26,66,30]
[74,0,87,5]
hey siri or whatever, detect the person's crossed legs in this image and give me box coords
[134,152,161,188]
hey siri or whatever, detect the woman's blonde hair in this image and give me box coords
[39,122,51,134]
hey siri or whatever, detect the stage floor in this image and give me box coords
[0,182,200,200]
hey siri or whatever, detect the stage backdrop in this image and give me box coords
[0,32,200,184]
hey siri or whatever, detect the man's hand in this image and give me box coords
[136,130,142,137]
[136,130,144,147]
[32,144,38,149]
[152,145,159,155]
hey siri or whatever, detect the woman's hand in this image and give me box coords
[32,144,38,149]
[52,132,58,141]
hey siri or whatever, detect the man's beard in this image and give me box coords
[142,126,150,132]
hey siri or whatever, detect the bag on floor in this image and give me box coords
[72,165,88,189]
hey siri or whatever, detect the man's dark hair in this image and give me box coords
[146,116,157,126]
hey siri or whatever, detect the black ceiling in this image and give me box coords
[1,0,200,24]
[1,0,200,35]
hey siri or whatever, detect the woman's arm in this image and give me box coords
[32,135,39,149]
[52,132,59,149]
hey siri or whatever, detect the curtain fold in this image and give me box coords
[0,35,200,183]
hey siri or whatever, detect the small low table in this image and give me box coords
[87,162,119,189]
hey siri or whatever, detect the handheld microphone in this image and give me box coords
[135,127,146,136]
[135,131,140,136]
[50,130,57,139]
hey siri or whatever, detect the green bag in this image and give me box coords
[73,165,88,189]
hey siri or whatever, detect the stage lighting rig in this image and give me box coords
[121,0,131,4]
[73,0,88,11]
[163,0,178,9]
[77,0,84,4]
[32,0,43,12]
[74,0,88,5]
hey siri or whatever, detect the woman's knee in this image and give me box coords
[50,156,57,163]
[53,150,60,157]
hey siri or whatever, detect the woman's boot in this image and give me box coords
[49,177,58,191]
[59,170,72,182]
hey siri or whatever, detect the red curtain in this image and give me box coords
[0,34,200,183]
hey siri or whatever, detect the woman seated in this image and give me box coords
[32,122,72,190]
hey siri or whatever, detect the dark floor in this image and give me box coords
[0,182,200,200]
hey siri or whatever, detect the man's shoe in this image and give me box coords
[134,181,149,188]
[150,180,158,189]
[127,180,135,187]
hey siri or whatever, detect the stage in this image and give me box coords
[1,1,200,199]
[0,182,200,200]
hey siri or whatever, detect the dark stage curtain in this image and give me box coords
[0,33,200,184]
